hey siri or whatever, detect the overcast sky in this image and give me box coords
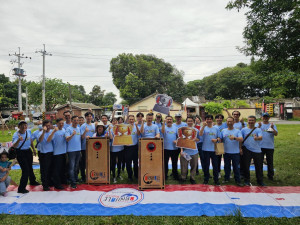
[0,0,249,102]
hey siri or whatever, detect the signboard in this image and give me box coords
[176,127,197,150]
[153,94,173,115]
[86,137,110,184]
[139,138,164,190]
[112,124,133,146]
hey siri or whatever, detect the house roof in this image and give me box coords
[130,92,182,107]
[55,102,102,110]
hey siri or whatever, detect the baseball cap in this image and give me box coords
[262,112,270,117]
[175,113,182,117]
[18,120,27,126]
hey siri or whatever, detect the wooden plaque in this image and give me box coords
[86,137,110,184]
[138,138,164,190]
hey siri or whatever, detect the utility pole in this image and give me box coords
[26,87,28,117]
[36,44,52,119]
[68,82,73,116]
[9,47,31,112]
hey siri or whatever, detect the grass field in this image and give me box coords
[1,124,300,224]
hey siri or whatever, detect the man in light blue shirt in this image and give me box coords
[47,118,67,189]
[241,115,264,186]
[80,112,96,182]
[63,110,72,130]
[162,115,179,180]
[222,117,243,186]
[200,115,221,185]
[124,115,141,181]
[256,112,278,180]
[141,113,160,138]
[65,116,81,189]
[38,120,54,191]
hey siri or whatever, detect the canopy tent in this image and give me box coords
[182,98,199,107]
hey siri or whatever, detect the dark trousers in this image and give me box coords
[120,150,126,171]
[224,153,241,182]
[217,155,222,173]
[197,143,205,173]
[16,149,37,191]
[39,152,53,188]
[203,151,219,182]
[261,148,274,179]
[241,147,263,184]
[79,150,86,181]
[164,149,180,178]
[125,145,138,179]
[110,151,122,178]
[52,153,66,187]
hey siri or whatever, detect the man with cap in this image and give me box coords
[256,112,278,180]
[173,113,187,130]
[12,121,39,194]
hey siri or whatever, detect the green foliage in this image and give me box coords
[0,74,18,108]
[203,102,224,115]
[110,53,186,104]
[233,100,250,108]
[226,0,300,72]
[222,100,233,109]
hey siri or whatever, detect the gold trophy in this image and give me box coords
[176,127,197,150]
[112,124,133,146]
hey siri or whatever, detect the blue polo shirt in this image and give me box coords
[38,130,54,154]
[162,124,178,150]
[12,130,32,150]
[128,125,138,146]
[63,122,72,130]
[202,126,221,152]
[221,128,242,154]
[241,127,263,153]
[233,122,247,130]
[255,123,278,149]
[173,122,187,129]
[65,126,81,152]
[214,123,228,132]
[142,124,159,138]
[53,129,67,155]
[80,123,96,150]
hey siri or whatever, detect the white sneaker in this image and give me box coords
[218,173,221,179]
[113,178,117,183]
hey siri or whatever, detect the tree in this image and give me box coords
[0,74,18,108]
[102,92,117,105]
[110,53,186,104]
[27,78,70,111]
[89,85,105,106]
[226,0,300,72]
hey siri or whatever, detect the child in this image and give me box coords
[0,151,16,196]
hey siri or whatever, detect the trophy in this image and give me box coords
[153,94,173,115]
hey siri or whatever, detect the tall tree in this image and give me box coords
[110,53,186,104]
[226,0,300,72]
[102,92,117,105]
[89,85,105,106]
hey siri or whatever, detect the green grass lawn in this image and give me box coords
[1,124,300,224]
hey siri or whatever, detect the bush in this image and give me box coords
[203,102,223,115]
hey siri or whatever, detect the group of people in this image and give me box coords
[0,108,277,196]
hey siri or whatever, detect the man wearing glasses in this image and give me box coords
[63,110,72,130]
[224,108,246,130]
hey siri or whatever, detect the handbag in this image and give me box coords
[215,142,224,155]
[8,131,27,160]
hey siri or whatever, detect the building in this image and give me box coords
[55,103,102,119]
[129,93,187,119]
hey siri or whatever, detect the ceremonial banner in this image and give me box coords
[139,138,164,190]
[153,94,173,115]
[176,127,197,150]
[86,137,110,184]
[2,184,300,217]
[112,124,133,146]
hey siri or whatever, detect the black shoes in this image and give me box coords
[71,184,77,189]
[55,185,65,190]
[30,181,40,186]
[203,180,208,185]
[43,186,50,191]
[17,189,29,194]
[258,182,266,187]
[214,181,221,186]
[190,179,196,184]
